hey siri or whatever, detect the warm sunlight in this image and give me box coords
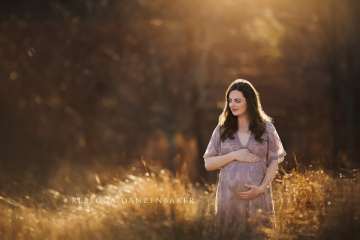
[1,0,359,239]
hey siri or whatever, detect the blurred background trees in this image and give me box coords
[0,0,359,193]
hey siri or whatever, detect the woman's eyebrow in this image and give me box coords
[228,97,242,100]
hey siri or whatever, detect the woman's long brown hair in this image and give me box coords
[218,79,272,143]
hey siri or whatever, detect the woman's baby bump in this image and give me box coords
[221,161,266,193]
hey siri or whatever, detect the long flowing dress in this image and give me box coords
[203,121,287,239]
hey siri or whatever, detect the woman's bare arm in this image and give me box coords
[204,149,260,171]
[204,153,234,171]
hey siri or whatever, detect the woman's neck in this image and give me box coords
[237,115,250,132]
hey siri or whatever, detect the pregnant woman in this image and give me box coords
[203,79,286,239]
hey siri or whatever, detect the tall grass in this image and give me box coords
[0,165,359,240]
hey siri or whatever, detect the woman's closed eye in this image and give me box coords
[228,98,243,103]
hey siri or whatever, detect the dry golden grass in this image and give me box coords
[0,164,359,240]
[270,168,359,239]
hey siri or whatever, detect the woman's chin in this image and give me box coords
[233,111,247,117]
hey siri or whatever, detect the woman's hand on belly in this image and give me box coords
[237,184,265,200]
[229,149,261,163]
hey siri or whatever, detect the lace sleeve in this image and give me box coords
[266,122,287,166]
[203,125,221,159]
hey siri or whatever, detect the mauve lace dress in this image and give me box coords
[203,121,286,238]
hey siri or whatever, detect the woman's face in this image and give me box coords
[228,90,247,117]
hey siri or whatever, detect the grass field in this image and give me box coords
[0,165,359,240]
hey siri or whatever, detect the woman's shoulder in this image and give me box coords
[212,123,221,132]
[264,120,276,134]
[210,123,222,137]
[216,123,226,132]
[264,120,274,128]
